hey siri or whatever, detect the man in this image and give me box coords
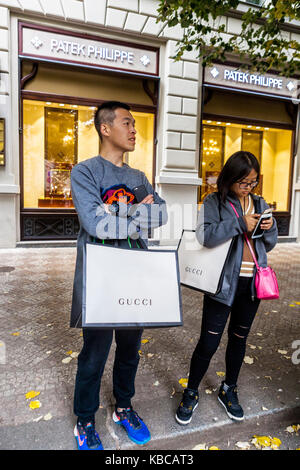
[70,101,167,450]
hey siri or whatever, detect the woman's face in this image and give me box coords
[230,168,258,199]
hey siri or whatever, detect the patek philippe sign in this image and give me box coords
[205,63,299,100]
[19,23,159,76]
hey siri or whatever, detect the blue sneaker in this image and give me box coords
[112,407,151,445]
[74,421,104,450]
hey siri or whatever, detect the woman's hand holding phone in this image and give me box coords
[260,215,273,231]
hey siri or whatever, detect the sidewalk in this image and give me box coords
[0,243,299,450]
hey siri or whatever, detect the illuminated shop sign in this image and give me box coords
[19,23,158,76]
[205,64,299,100]
[224,69,284,89]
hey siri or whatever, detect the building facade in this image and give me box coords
[0,0,299,248]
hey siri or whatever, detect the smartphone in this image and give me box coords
[251,209,272,239]
[133,184,149,203]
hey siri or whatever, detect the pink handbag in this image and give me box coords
[229,202,279,300]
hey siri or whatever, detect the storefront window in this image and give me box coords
[200,120,293,212]
[23,99,154,209]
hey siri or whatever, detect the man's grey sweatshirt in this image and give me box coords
[71,155,168,244]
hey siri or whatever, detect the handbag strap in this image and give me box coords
[229,201,259,269]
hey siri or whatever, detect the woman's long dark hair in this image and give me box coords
[217,151,260,202]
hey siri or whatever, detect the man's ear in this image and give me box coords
[100,123,110,138]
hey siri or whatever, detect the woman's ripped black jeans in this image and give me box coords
[188,277,260,390]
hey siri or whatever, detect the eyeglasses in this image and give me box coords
[238,180,259,189]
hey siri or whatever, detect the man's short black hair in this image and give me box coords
[94,101,131,141]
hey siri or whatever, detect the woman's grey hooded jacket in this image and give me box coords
[195,192,278,307]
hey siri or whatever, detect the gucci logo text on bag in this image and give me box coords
[185,266,203,276]
[118,298,152,306]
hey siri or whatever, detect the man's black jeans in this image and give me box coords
[74,327,143,423]
[188,277,260,390]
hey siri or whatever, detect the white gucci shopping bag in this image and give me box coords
[177,230,233,295]
[82,242,182,328]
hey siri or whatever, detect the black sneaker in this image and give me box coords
[175,388,199,425]
[218,381,244,421]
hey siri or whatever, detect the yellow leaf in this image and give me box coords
[252,435,281,449]
[295,302,300,305]
[289,304,296,307]
[66,350,73,355]
[286,424,300,433]
[209,446,220,450]
[252,435,272,448]
[12,332,20,336]
[216,371,225,377]
[25,390,40,400]
[179,378,188,388]
[141,339,149,344]
[270,437,281,449]
[29,400,41,410]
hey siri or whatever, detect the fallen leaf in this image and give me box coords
[70,352,79,358]
[295,302,300,305]
[25,390,40,400]
[286,424,300,433]
[251,435,281,449]
[209,446,220,450]
[153,380,160,386]
[170,387,176,398]
[179,378,188,388]
[216,371,225,377]
[262,406,268,411]
[141,339,149,344]
[278,349,288,355]
[248,344,256,349]
[44,413,52,421]
[244,356,254,364]
[62,357,72,364]
[33,416,43,422]
[205,389,213,394]
[66,350,73,355]
[29,400,41,410]
[256,333,263,336]
[270,437,281,449]
[235,441,251,450]
[193,444,207,450]
[12,332,20,336]
[147,353,154,358]
[289,304,296,307]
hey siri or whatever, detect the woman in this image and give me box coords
[176,151,278,425]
